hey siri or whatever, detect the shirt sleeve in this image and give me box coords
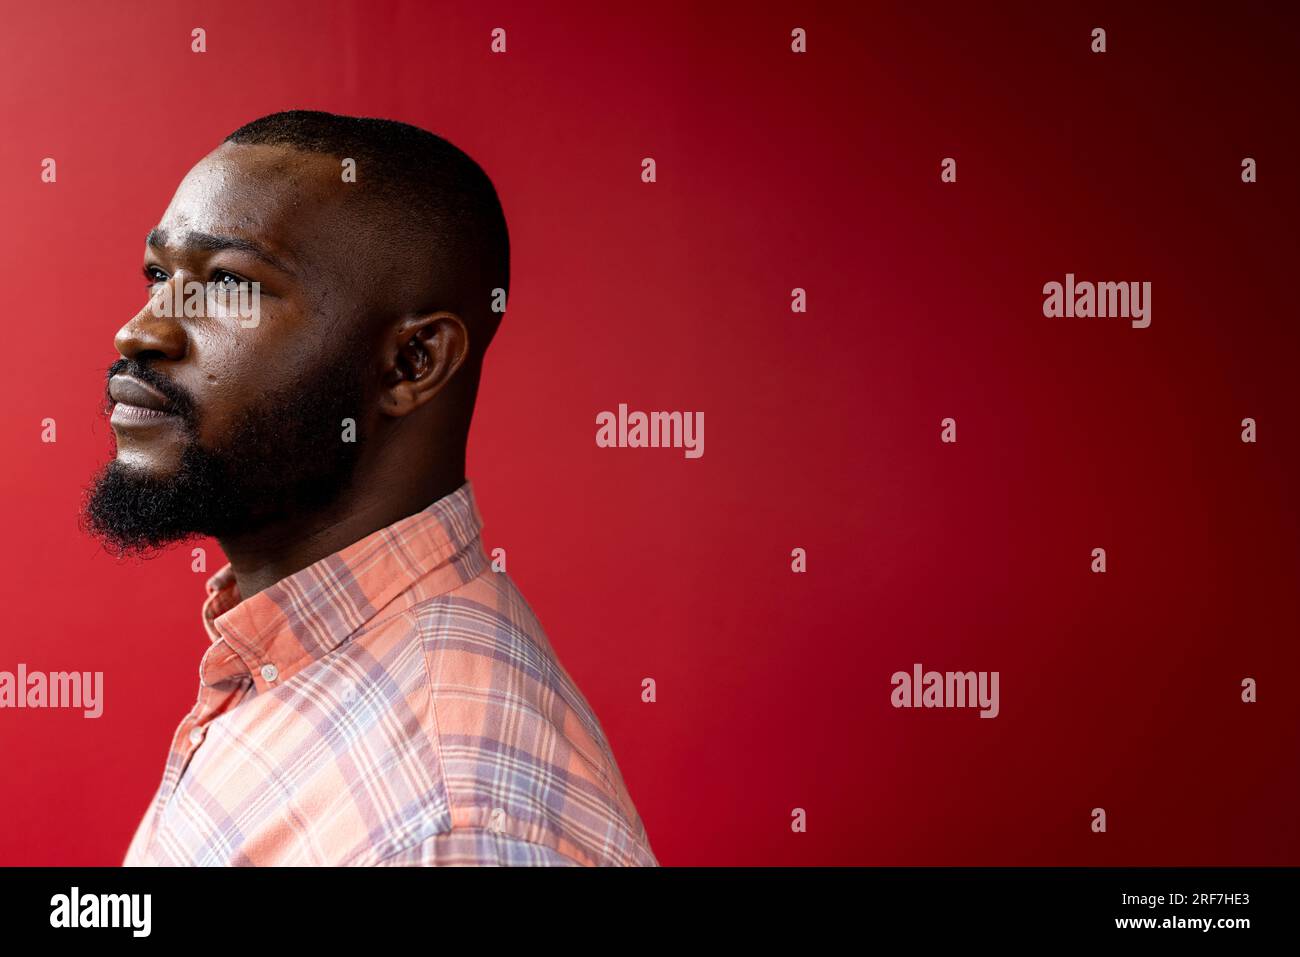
[372,828,586,867]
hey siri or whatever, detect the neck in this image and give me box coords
[218,454,465,600]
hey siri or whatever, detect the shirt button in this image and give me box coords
[188,726,205,745]
[260,663,279,683]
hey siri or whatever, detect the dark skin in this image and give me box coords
[111,142,480,598]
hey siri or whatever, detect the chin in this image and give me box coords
[111,441,187,480]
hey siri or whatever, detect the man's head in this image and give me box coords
[81,110,509,556]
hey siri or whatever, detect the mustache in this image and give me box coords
[103,358,197,422]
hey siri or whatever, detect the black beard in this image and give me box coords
[80,360,367,558]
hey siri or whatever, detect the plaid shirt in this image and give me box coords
[122,481,657,866]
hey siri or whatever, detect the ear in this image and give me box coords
[379,311,471,417]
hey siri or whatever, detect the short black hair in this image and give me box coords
[224,109,510,308]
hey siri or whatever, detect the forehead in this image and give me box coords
[156,142,356,275]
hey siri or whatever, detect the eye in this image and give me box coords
[143,265,168,288]
[211,269,247,288]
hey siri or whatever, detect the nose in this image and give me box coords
[114,276,188,362]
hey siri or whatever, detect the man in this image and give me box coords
[81,110,657,867]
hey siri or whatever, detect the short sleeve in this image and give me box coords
[373,828,586,866]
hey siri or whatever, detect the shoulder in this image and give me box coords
[402,569,657,867]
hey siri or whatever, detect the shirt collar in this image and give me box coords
[198,480,485,692]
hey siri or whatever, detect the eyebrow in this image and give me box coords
[146,227,294,276]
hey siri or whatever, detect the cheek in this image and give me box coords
[183,326,272,440]
[185,324,328,442]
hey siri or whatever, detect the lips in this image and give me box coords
[109,375,176,414]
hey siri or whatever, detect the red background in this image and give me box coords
[1,1,1297,866]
